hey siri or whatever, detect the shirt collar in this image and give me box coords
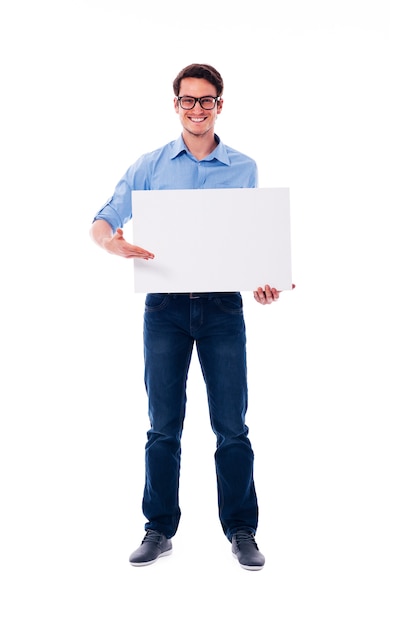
[170,134,231,166]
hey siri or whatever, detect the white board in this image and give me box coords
[132,187,292,293]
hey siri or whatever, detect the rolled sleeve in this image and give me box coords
[92,166,141,230]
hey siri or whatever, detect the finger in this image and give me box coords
[131,246,155,259]
[254,287,267,304]
[139,246,154,259]
[263,285,278,303]
[126,249,154,259]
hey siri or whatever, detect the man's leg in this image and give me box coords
[195,293,258,540]
[142,293,194,539]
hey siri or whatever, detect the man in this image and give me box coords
[90,63,287,570]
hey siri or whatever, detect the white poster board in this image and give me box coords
[132,187,292,293]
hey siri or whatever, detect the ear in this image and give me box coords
[217,98,223,114]
[174,97,179,113]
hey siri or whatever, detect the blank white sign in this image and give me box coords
[132,187,292,293]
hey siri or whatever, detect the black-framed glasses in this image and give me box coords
[177,96,220,110]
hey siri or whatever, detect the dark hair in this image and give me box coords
[173,63,224,97]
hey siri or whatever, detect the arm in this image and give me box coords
[90,219,154,260]
[254,283,296,305]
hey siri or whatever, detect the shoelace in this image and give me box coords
[142,530,162,544]
[234,531,259,548]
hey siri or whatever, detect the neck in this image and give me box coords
[182,131,218,160]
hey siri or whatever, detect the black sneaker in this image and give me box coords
[231,531,265,570]
[129,529,172,567]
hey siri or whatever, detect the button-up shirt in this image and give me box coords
[93,134,258,232]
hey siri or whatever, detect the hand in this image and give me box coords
[103,228,155,260]
[253,283,296,305]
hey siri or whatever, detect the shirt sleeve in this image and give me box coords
[92,155,150,231]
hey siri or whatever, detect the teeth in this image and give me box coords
[191,118,204,122]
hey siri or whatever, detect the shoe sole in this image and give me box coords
[130,548,173,567]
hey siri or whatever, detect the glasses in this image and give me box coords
[177,96,220,110]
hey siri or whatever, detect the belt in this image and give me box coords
[168,292,238,299]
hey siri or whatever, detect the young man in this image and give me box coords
[90,63,284,570]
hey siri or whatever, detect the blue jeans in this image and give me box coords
[142,292,258,541]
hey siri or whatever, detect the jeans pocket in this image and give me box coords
[145,293,170,312]
[212,294,243,314]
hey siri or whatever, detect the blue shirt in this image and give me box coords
[93,134,258,232]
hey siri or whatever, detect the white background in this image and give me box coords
[1,1,416,625]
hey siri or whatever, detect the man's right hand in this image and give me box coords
[103,228,155,259]
[90,221,154,260]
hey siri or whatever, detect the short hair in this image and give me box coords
[173,64,224,97]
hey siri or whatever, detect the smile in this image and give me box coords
[189,117,206,122]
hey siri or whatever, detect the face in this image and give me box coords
[174,77,223,139]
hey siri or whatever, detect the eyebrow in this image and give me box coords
[178,94,218,98]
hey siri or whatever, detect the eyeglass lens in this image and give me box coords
[178,97,217,110]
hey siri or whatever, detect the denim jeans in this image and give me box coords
[142,292,258,541]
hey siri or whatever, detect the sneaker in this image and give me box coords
[129,529,172,567]
[231,531,265,570]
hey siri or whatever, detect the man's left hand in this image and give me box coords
[254,283,296,305]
